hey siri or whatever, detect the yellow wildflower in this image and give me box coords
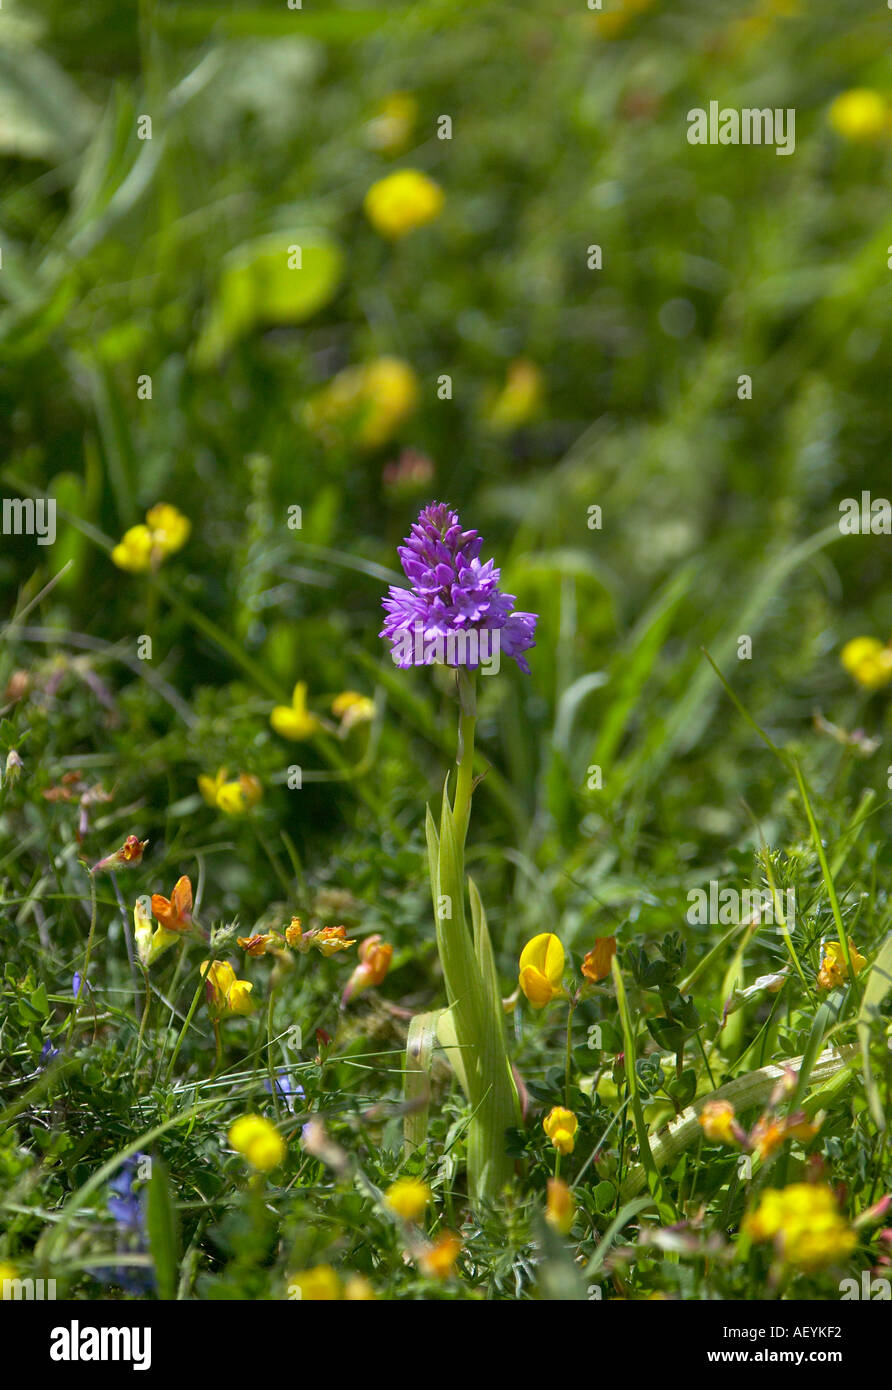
[331,690,376,734]
[312,925,356,957]
[111,504,190,573]
[545,1177,575,1234]
[384,1177,431,1223]
[363,169,444,240]
[744,1182,856,1269]
[305,357,419,449]
[343,1274,377,1300]
[270,682,320,740]
[288,1265,340,1300]
[698,1099,743,1147]
[829,89,889,142]
[228,1113,286,1171]
[202,959,255,1019]
[519,933,566,1009]
[237,932,279,957]
[145,503,191,555]
[817,938,866,991]
[111,524,154,574]
[543,1105,578,1156]
[198,768,227,807]
[134,895,179,969]
[216,774,263,815]
[365,92,418,153]
[487,360,544,431]
[840,637,892,690]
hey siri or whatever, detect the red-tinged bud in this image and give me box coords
[90,834,149,874]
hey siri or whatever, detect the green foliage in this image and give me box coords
[1,0,891,1302]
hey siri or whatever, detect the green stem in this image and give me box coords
[564,1000,575,1107]
[452,710,477,852]
[69,872,98,1041]
[164,961,212,1085]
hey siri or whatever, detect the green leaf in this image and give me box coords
[146,1156,180,1302]
[858,930,892,1130]
[403,1008,442,1158]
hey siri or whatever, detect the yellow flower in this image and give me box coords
[419,1232,462,1279]
[198,768,227,807]
[829,89,889,142]
[285,917,303,948]
[270,682,320,740]
[331,690,376,734]
[581,936,617,984]
[363,169,444,240]
[543,1106,578,1156]
[134,895,180,969]
[202,959,255,1019]
[384,1177,431,1223]
[228,1114,286,1172]
[343,1274,377,1300]
[111,505,190,573]
[288,1265,341,1300]
[216,774,263,815]
[698,1099,742,1147]
[305,358,419,449]
[487,360,544,431]
[111,524,154,573]
[145,503,191,555]
[365,91,418,153]
[817,937,866,991]
[312,925,356,957]
[519,933,566,1009]
[744,1182,856,1270]
[237,932,279,957]
[545,1177,575,1234]
[840,637,892,690]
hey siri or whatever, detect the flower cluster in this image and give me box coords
[199,768,262,815]
[111,503,190,574]
[698,1070,820,1165]
[381,502,537,673]
[817,937,866,992]
[744,1182,856,1270]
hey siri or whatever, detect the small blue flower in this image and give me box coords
[105,1153,154,1294]
[264,1070,305,1114]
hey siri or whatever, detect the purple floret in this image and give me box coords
[380,502,537,673]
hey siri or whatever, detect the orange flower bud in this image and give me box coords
[581,936,617,983]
